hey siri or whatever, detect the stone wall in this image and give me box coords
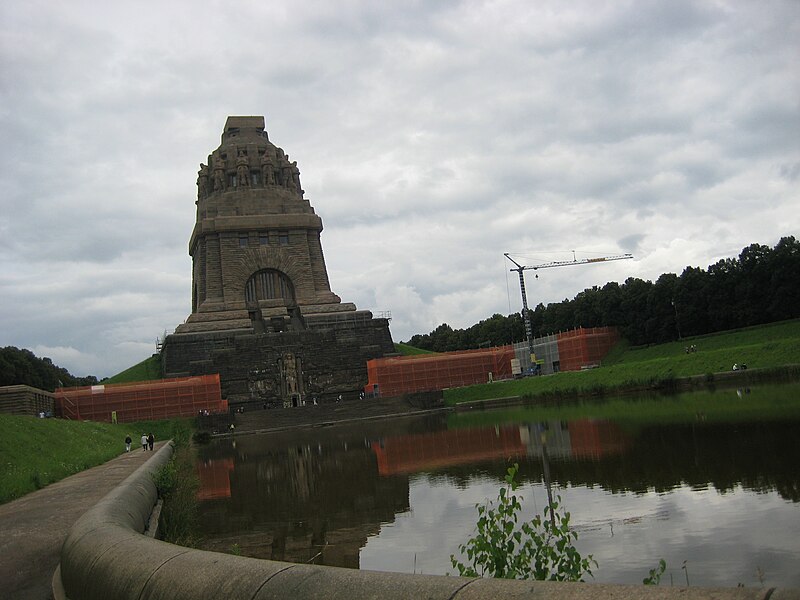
[162,316,395,407]
[55,441,791,600]
[0,385,55,416]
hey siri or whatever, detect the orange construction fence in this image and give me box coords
[366,346,514,397]
[55,374,226,423]
[556,326,619,372]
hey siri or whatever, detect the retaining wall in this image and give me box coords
[55,442,796,600]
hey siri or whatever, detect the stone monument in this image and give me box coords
[162,116,395,407]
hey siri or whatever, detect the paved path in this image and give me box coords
[0,442,167,600]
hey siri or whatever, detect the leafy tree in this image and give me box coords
[404,238,799,351]
[645,274,679,343]
[619,277,651,345]
[703,257,736,331]
[675,266,708,337]
[572,287,603,329]
[596,281,625,327]
[0,346,98,391]
[766,236,800,321]
[450,464,596,581]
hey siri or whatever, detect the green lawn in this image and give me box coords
[444,320,800,405]
[0,415,192,504]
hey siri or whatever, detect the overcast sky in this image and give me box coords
[1,1,798,378]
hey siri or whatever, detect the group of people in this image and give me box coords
[123,433,154,452]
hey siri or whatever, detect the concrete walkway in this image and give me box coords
[0,442,167,600]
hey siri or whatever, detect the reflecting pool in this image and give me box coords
[195,382,800,588]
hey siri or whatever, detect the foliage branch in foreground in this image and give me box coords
[450,463,596,581]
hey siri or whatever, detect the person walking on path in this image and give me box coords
[141,433,148,451]
[147,433,154,451]
[124,434,132,452]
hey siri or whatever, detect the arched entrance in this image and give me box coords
[244,269,295,305]
[245,269,297,333]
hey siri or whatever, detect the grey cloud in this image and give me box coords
[779,162,800,181]
[618,234,645,255]
[1,0,798,375]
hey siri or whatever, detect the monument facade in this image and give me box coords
[162,116,395,407]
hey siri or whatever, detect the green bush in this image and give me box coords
[451,464,596,581]
[152,461,177,498]
[643,559,667,585]
[154,443,200,547]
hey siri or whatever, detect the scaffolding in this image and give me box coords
[55,375,226,423]
[513,327,619,374]
[366,346,515,397]
[556,326,619,371]
[365,327,619,397]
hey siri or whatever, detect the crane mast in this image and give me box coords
[504,251,633,373]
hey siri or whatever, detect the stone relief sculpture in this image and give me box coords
[275,148,287,185]
[281,155,293,189]
[236,151,250,188]
[212,155,226,192]
[260,151,276,185]
[197,163,209,199]
[290,161,302,194]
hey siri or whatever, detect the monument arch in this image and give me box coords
[244,269,295,306]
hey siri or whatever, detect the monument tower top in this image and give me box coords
[221,116,267,144]
[176,115,359,335]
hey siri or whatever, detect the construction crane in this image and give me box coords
[504,251,634,373]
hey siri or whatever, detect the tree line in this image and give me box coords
[0,346,98,391]
[406,236,800,351]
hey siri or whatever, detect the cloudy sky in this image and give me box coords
[1,1,798,378]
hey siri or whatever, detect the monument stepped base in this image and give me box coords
[162,317,395,407]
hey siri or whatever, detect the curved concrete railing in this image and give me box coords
[56,442,794,600]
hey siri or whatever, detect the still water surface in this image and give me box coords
[196,383,800,588]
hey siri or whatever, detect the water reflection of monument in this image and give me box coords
[196,418,630,569]
[198,437,409,569]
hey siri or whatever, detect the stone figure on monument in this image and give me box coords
[275,148,287,185]
[212,156,226,192]
[290,161,302,194]
[197,163,209,199]
[281,155,293,189]
[236,151,250,188]
[261,152,276,185]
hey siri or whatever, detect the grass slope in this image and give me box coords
[103,354,163,384]
[395,342,436,356]
[0,415,192,504]
[444,320,800,405]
